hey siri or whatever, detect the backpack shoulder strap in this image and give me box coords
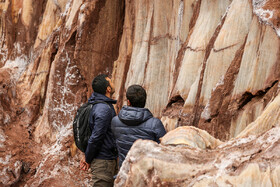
[90,101,112,116]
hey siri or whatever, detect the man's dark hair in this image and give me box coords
[126,85,147,108]
[92,74,109,95]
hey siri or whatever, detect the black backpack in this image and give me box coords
[73,101,109,152]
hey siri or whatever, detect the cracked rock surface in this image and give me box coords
[0,0,280,186]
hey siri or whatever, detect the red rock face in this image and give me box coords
[0,0,279,186]
[0,68,14,125]
[0,0,124,186]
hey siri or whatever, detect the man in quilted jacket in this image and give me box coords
[111,85,166,168]
[80,74,118,187]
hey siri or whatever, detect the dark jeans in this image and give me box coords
[91,159,118,187]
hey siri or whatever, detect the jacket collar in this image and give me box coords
[88,92,117,104]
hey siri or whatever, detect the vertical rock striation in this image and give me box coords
[113,0,280,140]
[1,0,124,186]
[0,0,279,186]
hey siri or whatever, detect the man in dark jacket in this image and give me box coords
[80,74,118,187]
[111,85,166,168]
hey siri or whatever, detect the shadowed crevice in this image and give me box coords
[116,55,132,113]
[162,95,185,120]
[40,34,61,112]
[238,80,279,110]
[167,95,185,108]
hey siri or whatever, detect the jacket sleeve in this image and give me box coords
[85,104,112,163]
[153,118,166,143]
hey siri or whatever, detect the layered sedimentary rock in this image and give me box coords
[113,0,280,141]
[0,0,279,186]
[115,127,280,187]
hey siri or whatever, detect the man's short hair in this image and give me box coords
[126,85,146,108]
[92,74,109,95]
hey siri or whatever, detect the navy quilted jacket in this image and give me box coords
[111,106,166,168]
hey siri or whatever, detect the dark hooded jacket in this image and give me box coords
[111,106,166,168]
[85,92,117,164]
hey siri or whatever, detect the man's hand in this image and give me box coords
[80,157,90,171]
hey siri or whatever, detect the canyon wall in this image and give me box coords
[0,0,279,186]
[113,0,280,141]
[0,0,124,186]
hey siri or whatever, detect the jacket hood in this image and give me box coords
[118,106,153,126]
[88,92,117,104]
